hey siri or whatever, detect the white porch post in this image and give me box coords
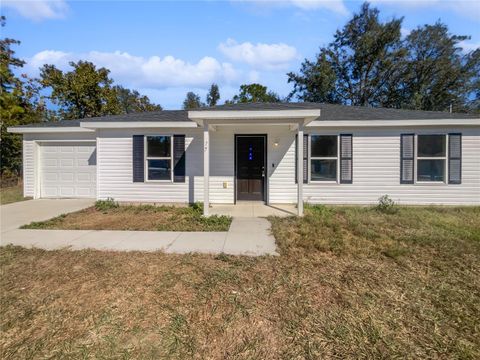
[203,120,210,216]
[297,124,304,216]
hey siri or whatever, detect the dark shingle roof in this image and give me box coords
[14,102,478,128]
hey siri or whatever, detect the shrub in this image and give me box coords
[95,198,119,211]
[376,195,398,214]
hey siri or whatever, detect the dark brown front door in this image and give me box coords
[236,135,266,201]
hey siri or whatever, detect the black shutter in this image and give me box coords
[132,135,144,182]
[173,135,186,183]
[448,133,462,184]
[400,134,414,184]
[295,134,308,184]
[340,134,353,184]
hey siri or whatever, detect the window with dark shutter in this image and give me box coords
[173,135,186,183]
[295,134,308,184]
[400,134,415,184]
[340,134,353,184]
[448,133,462,184]
[132,135,145,182]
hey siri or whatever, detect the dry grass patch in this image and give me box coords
[2,206,480,359]
[0,184,30,205]
[21,202,231,232]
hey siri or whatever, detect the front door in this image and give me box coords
[236,135,266,201]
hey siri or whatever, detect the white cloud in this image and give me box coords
[28,50,240,88]
[218,38,299,70]
[2,0,69,21]
[235,0,349,16]
[370,0,480,21]
[459,40,480,53]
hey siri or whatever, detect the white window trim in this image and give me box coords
[415,134,448,184]
[309,134,340,184]
[144,135,174,183]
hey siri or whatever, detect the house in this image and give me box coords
[8,102,480,216]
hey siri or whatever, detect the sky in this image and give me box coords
[2,0,480,109]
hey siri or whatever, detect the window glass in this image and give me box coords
[417,135,445,157]
[311,135,337,157]
[311,159,337,181]
[147,159,171,180]
[147,136,171,157]
[417,159,444,182]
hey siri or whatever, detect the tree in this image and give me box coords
[113,85,162,113]
[228,83,280,103]
[287,2,479,112]
[288,3,405,107]
[0,16,43,175]
[206,83,220,107]
[399,22,480,112]
[40,61,119,119]
[182,91,203,109]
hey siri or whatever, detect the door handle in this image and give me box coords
[261,167,265,177]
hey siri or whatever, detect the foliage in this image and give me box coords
[113,85,162,113]
[0,16,44,174]
[40,61,162,119]
[182,91,204,109]
[206,83,220,107]
[40,60,117,119]
[287,2,479,112]
[398,22,480,112]
[94,198,119,211]
[375,195,398,214]
[227,83,281,103]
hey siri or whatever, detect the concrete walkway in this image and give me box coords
[1,199,278,256]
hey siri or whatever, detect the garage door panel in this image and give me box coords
[40,142,96,198]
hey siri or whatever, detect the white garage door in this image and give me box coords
[40,142,96,198]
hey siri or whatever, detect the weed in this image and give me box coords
[95,198,119,212]
[376,195,398,214]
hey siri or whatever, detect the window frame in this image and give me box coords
[144,135,174,182]
[309,134,340,183]
[415,134,448,184]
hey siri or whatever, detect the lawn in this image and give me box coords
[1,205,479,359]
[21,201,232,232]
[0,184,30,205]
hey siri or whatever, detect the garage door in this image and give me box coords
[40,142,96,198]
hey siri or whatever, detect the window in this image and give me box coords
[310,135,338,181]
[145,136,172,181]
[417,135,446,182]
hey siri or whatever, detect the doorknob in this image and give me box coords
[261,166,265,177]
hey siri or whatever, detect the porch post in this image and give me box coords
[297,123,304,216]
[203,120,210,216]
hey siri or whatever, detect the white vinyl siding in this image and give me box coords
[23,124,479,206]
[302,127,480,205]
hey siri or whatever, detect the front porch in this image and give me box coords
[188,108,321,217]
[210,202,296,218]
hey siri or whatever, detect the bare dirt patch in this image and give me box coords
[21,203,231,232]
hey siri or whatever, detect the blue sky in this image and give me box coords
[2,0,479,109]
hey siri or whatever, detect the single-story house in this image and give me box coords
[8,102,480,216]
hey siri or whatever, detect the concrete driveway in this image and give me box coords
[1,199,95,234]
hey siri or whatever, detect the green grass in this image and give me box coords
[2,206,479,359]
[21,203,232,232]
[0,184,30,205]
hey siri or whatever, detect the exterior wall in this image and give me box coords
[24,124,480,206]
[301,126,480,205]
[96,126,297,204]
[97,128,201,203]
[22,132,96,198]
